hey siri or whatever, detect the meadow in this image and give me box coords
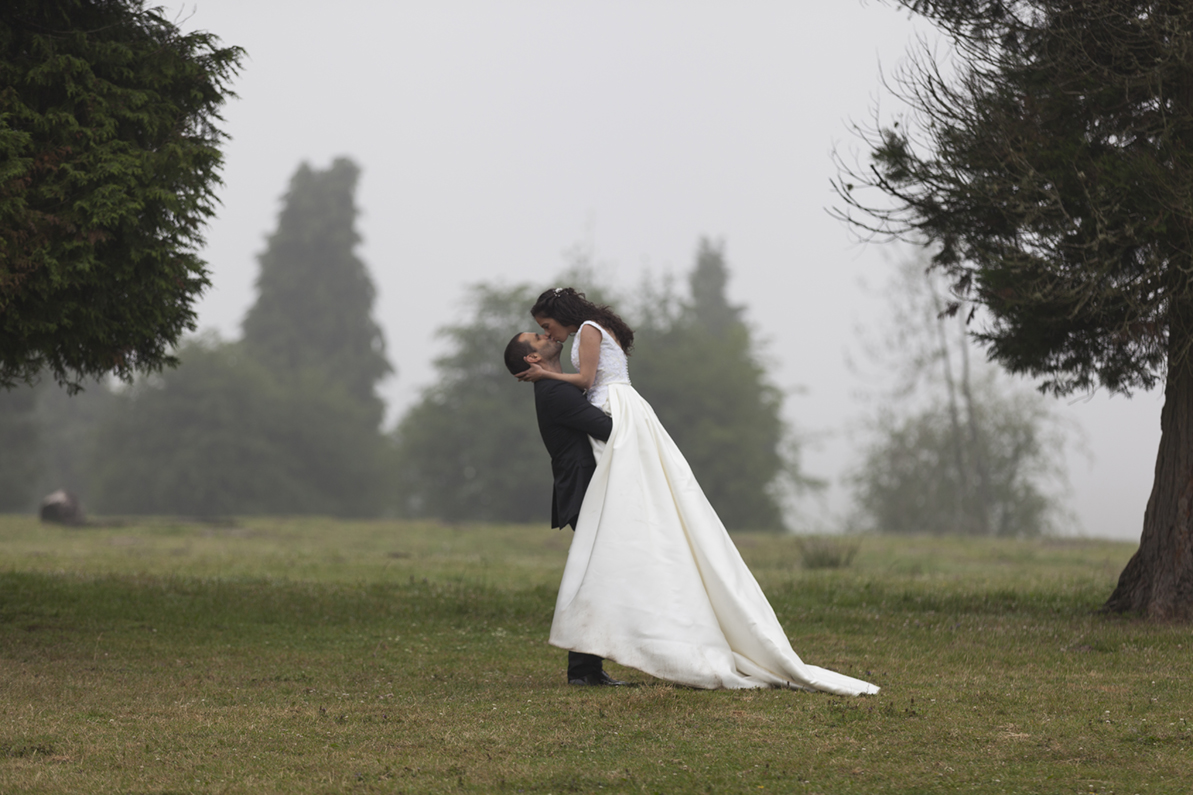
[0,516,1188,794]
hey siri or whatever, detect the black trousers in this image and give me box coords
[567,651,603,680]
[562,521,603,680]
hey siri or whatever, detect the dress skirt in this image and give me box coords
[549,383,879,695]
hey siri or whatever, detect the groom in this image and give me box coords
[503,331,626,687]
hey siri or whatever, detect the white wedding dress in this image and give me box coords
[549,321,879,695]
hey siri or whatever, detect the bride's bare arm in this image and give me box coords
[516,325,601,388]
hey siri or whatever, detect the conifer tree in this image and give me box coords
[87,160,393,518]
[242,158,391,423]
[688,238,743,336]
[836,1,1193,617]
[634,240,790,531]
[0,0,242,390]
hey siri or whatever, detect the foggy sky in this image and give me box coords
[172,0,1162,539]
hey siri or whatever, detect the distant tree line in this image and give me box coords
[0,0,1081,539]
[0,156,1074,536]
[0,158,813,530]
[390,240,814,531]
[0,152,1074,536]
[1,158,392,517]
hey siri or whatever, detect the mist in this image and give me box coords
[160,0,1161,539]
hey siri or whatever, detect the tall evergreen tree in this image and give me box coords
[0,0,242,390]
[633,240,791,531]
[85,159,394,518]
[688,238,743,336]
[242,158,391,422]
[836,1,1193,617]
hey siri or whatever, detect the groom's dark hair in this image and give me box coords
[504,333,535,375]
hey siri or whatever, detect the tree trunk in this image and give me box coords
[958,312,992,536]
[933,293,970,532]
[1103,344,1193,619]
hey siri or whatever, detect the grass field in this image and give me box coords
[1,516,1189,794]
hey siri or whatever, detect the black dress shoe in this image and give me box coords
[568,670,628,686]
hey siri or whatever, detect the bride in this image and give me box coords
[517,287,878,695]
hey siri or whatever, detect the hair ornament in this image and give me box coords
[553,287,563,295]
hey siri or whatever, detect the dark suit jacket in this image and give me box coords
[534,379,613,529]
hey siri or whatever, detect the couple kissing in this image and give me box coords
[504,287,878,695]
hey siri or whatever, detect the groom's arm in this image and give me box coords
[542,382,612,442]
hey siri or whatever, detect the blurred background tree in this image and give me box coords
[31,379,115,510]
[2,207,810,525]
[242,158,392,424]
[390,284,547,523]
[634,239,806,531]
[14,159,395,518]
[0,377,116,515]
[391,240,817,531]
[87,336,388,517]
[0,388,41,511]
[847,254,1073,537]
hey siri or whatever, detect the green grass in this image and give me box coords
[1,516,1188,794]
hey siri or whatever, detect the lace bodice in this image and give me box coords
[572,320,630,409]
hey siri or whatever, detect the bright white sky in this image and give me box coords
[172,0,1162,540]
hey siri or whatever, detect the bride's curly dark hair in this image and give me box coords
[530,287,635,354]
